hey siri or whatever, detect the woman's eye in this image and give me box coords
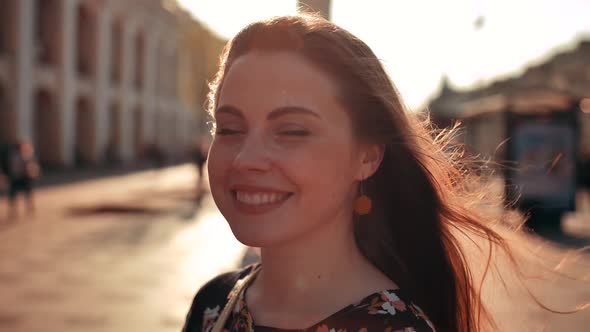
[215,128,243,135]
[278,130,310,136]
[276,125,310,137]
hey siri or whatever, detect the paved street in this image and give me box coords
[0,165,246,332]
[0,165,588,331]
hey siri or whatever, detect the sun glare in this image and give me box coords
[177,0,590,109]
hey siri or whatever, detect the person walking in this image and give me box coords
[192,139,209,199]
[4,141,40,219]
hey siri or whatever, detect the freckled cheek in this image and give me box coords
[289,144,351,179]
[308,146,354,191]
[209,144,239,163]
[207,144,238,180]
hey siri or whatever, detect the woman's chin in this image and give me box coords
[233,232,281,248]
[231,226,294,249]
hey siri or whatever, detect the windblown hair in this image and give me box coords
[206,14,532,332]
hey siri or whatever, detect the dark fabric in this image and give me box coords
[579,156,590,188]
[0,144,11,175]
[182,265,254,332]
[3,146,36,180]
[0,143,16,177]
[8,178,32,199]
[182,265,435,332]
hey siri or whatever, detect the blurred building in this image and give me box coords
[0,0,225,168]
[426,39,590,162]
[427,39,590,218]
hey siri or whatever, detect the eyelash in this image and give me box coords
[215,128,243,136]
[214,128,310,137]
[278,130,310,137]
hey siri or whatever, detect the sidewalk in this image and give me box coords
[0,165,246,332]
[0,167,587,331]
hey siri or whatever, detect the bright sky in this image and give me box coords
[177,0,590,109]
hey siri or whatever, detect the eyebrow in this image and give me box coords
[215,105,244,119]
[215,105,321,120]
[267,106,321,120]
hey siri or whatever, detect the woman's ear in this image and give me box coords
[357,144,384,180]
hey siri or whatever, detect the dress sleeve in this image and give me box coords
[181,266,256,332]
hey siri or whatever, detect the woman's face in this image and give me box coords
[208,51,369,247]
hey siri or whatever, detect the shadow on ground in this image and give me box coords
[65,187,210,220]
[67,204,166,217]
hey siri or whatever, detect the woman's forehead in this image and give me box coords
[216,51,352,131]
[219,51,340,106]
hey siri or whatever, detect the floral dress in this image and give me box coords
[182,265,436,332]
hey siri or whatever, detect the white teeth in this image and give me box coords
[235,191,287,205]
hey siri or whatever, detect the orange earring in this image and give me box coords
[354,179,372,215]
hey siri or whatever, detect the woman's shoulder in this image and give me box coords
[181,264,258,332]
[321,288,436,332]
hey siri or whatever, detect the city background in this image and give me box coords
[0,0,589,331]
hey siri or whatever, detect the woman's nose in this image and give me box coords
[232,133,272,173]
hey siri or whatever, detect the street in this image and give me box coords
[0,165,246,332]
[0,165,588,331]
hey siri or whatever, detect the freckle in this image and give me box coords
[295,278,306,290]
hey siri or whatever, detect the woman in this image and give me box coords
[183,14,508,332]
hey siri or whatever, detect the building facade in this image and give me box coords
[0,0,225,168]
[426,39,590,161]
[426,40,590,218]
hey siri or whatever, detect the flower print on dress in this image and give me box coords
[202,305,220,332]
[229,291,255,332]
[367,290,408,316]
[315,325,348,332]
[382,290,408,313]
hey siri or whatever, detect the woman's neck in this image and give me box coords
[246,216,397,328]
[259,224,360,297]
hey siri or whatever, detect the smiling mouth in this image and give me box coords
[232,190,292,206]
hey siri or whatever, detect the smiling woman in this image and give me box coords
[209,49,373,251]
[182,14,525,332]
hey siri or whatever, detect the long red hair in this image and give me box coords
[207,14,531,332]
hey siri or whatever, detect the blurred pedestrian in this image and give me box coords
[578,150,590,211]
[0,143,11,199]
[191,138,208,198]
[104,139,118,165]
[143,142,165,170]
[182,14,582,332]
[3,141,40,219]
